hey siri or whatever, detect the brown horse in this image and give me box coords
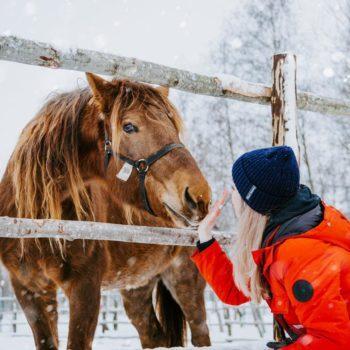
[0,73,212,350]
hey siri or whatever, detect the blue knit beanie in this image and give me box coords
[231,146,300,214]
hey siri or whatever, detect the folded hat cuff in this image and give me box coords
[232,158,294,215]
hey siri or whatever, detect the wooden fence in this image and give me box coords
[0,35,349,244]
[1,36,350,116]
[0,216,232,246]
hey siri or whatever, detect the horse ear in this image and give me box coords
[157,86,169,98]
[86,72,115,112]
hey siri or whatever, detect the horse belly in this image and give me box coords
[103,243,178,290]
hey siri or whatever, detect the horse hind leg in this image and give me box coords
[10,276,59,350]
[120,278,169,349]
[161,247,211,347]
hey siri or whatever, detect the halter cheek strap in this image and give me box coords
[104,128,113,170]
[116,143,184,216]
[103,129,184,216]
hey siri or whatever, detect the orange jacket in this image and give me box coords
[191,204,350,349]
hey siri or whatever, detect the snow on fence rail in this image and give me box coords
[1,35,350,116]
[0,216,233,246]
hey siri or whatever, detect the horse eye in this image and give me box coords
[123,123,138,134]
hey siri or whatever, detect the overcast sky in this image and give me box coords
[0,0,338,177]
[0,0,241,176]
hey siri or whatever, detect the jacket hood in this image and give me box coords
[262,184,321,244]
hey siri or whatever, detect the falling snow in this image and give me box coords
[323,67,335,78]
[0,0,349,348]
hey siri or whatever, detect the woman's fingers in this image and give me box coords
[218,188,230,209]
[204,189,230,224]
[211,189,230,213]
[198,189,231,242]
[207,202,221,220]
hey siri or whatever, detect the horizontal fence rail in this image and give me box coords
[1,35,350,116]
[0,216,233,246]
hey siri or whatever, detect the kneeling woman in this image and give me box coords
[192,146,350,349]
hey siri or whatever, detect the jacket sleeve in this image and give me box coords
[276,239,350,350]
[191,240,250,305]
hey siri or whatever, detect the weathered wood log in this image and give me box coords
[0,35,270,105]
[271,53,300,343]
[271,53,300,162]
[1,35,350,116]
[0,216,234,246]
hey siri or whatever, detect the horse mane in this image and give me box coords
[10,79,183,222]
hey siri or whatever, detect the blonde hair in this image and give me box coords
[232,196,268,304]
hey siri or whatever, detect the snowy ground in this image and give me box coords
[0,290,272,349]
[0,314,271,349]
[0,335,268,350]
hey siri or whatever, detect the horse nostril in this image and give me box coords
[197,199,207,215]
[184,187,197,210]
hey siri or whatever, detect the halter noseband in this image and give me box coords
[103,128,184,216]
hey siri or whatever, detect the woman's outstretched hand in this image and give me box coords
[198,189,230,243]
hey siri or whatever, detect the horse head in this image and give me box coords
[86,73,211,227]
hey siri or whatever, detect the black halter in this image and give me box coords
[103,129,184,216]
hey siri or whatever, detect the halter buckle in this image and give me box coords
[135,159,149,173]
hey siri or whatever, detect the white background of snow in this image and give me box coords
[0,312,271,349]
[0,291,273,349]
[0,0,237,177]
[0,336,268,350]
[0,0,345,177]
[0,326,269,350]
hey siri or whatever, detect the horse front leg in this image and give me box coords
[120,278,168,349]
[63,275,101,350]
[10,276,59,350]
[161,247,211,347]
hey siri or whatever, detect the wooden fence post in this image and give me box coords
[271,53,300,342]
[271,53,300,163]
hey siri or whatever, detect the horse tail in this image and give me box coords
[156,279,187,347]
